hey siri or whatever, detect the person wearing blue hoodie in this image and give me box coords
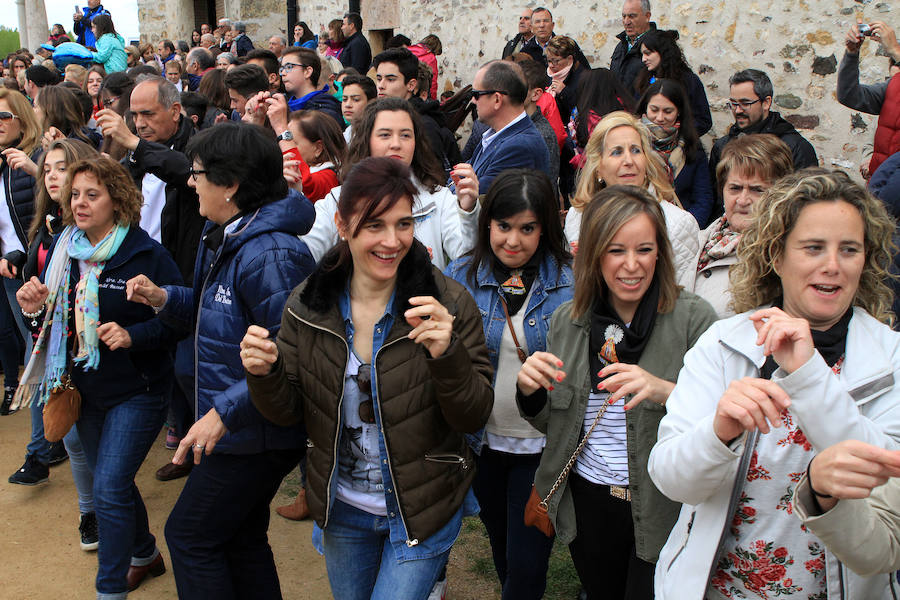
[124,122,316,598]
[279,47,344,129]
[73,0,110,48]
[90,14,127,73]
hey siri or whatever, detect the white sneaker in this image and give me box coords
[427,577,448,600]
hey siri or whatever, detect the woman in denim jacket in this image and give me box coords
[445,169,573,599]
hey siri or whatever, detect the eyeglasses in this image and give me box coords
[189,167,208,181]
[101,96,120,108]
[0,111,19,121]
[279,62,309,75]
[725,98,762,111]
[546,56,566,66]
[471,89,509,100]
[355,363,375,424]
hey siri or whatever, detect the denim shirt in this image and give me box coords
[312,285,477,561]
[445,253,574,450]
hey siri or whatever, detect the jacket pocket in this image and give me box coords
[549,384,575,411]
[666,510,695,573]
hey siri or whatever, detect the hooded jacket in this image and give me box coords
[246,240,493,545]
[160,190,315,454]
[126,115,206,282]
[288,89,345,130]
[92,32,127,73]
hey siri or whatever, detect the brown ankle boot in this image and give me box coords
[276,488,310,521]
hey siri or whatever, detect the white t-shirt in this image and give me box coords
[140,172,167,243]
[0,173,25,255]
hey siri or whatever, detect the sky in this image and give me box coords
[0,0,141,45]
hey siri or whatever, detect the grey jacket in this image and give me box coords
[837,51,888,115]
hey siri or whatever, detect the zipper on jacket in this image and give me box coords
[286,307,348,531]
[4,171,27,250]
[373,334,419,548]
[666,511,695,573]
[424,453,465,464]
[192,252,221,422]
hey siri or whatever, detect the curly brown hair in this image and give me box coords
[730,168,897,325]
[61,157,144,228]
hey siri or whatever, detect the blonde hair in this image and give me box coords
[730,168,897,324]
[0,88,41,155]
[64,64,87,87]
[572,185,679,318]
[715,133,794,197]
[571,111,677,211]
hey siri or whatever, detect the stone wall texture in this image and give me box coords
[137,0,896,176]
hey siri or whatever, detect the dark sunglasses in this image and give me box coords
[0,111,19,121]
[356,363,374,424]
[471,89,509,99]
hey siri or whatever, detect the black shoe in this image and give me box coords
[8,455,49,485]
[48,441,69,466]
[0,386,15,416]
[79,512,99,551]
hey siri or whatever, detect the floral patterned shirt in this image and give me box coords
[707,357,845,600]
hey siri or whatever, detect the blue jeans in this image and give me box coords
[63,424,95,514]
[26,398,50,463]
[472,447,554,600]
[165,447,303,599]
[322,500,450,600]
[76,392,167,598]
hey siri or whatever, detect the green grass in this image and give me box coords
[0,27,21,58]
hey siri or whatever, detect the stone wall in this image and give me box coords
[137,0,896,176]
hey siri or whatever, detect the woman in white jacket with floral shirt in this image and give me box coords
[303,98,479,269]
[563,111,698,287]
[649,169,900,600]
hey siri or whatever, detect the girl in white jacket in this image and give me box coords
[649,169,900,600]
[563,111,699,287]
[302,97,479,270]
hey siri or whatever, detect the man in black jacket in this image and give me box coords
[501,8,534,58]
[340,12,372,74]
[610,0,656,92]
[520,8,591,70]
[708,68,819,218]
[96,76,205,283]
[372,48,461,174]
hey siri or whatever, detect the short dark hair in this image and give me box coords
[282,47,322,86]
[339,156,417,238]
[385,34,411,49]
[128,64,159,78]
[343,12,363,32]
[518,60,549,91]
[25,65,58,87]
[480,60,527,105]
[180,90,208,126]
[532,6,553,19]
[160,39,176,53]
[341,73,376,100]
[185,122,288,211]
[415,62,432,97]
[197,68,229,110]
[246,49,279,76]
[729,68,773,101]
[187,47,215,71]
[373,47,419,83]
[224,63,269,98]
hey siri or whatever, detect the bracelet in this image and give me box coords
[806,458,833,499]
[21,307,44,318]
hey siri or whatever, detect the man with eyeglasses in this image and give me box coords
[467,60,550,193]
[277,47,343,128]
[502,8,534,59]
[708,68,818,219]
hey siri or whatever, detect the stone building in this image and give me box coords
[136,0,896,176]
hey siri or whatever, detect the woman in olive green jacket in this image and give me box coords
[516,185,717,600]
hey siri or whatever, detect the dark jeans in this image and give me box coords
[165,447,304,600]
[0,276,26,387]
[472,446,554,600]
[568,473,655,600]
[76,392,168,597]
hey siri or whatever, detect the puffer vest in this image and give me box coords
[870,73,900,175]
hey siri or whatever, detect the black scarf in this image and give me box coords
[492,249,542,316]
[759,301,852,379]
[202,211,246,253]
[589,276,660,392]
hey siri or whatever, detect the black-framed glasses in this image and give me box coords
[101,96,120,108]
[355,363,375,424]
[189,167,208,181]
[279,62,310,75]
[725,98,762,111]
[0,111,19,121]
[471,89,509,99]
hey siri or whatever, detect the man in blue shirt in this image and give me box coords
[73,0,110,48]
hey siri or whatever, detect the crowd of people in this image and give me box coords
[1,1,900,599]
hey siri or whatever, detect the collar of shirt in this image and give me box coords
[481,110,528,152]
[626,30,648,51]
[338,283,398,350]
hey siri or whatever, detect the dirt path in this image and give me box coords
[0,402,500,599]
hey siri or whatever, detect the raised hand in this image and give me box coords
[517,351,566,396]
[749,307,815,374]
[125,274,167,308]
[598,363,674,410]
[404,296,455,358]
[713,377,792,444]
[240,324,279,376]
[16,276,49,314]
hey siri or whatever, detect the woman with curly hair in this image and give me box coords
[14,156,183,598]
[649,168,900,600]
[633,29,712,136]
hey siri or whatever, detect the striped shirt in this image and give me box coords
[573,391,629,485]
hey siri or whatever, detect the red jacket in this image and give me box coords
[870,74,900,175]
[409,44,438,100]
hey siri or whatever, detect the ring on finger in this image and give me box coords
[194,443,205,449]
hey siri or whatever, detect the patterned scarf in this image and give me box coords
[696,217,741,272]
[13,224,129,408]
[642,116,685,180]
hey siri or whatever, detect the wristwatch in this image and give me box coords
[276,130,294,141]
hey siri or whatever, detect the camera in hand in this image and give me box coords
[858,23,874,37]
